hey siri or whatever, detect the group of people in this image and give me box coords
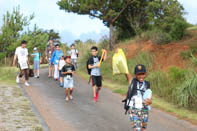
[13,39,152,131]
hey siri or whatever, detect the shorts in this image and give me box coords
[34,61,40,70]
[59,70,63,77]
[129,108,149,129]
[63,77,74,88]
[48,58,54,66]
[71,59,77,63]
[91,75,102,87]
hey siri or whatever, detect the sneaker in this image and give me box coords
[34,75,37,78]
[37,76,39,78]
[69,95,73,100]
[93,97,97,102]
[16,75,20,83]
[25,82,30,86]
[65,97,69,101]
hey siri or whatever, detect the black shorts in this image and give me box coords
[91,76,102,87]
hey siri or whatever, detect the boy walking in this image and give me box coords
[61,56,75,101]
[31,47,42,78]
[123,64,152,131]
[68,44,78,69]
[50,44,63,80]
[87,46,107,102]
[13,40,30,86]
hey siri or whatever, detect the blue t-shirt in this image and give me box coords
[33,52,41,61]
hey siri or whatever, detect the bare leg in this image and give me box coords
[93,85,97,97]
[65,88,69,101]
[60,77,63,83]
[69,88,73,99]
[48,65,51,77]
[37,69,40,77]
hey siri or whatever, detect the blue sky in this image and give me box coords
[0,0,197,44]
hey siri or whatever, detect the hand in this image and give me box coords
[144,98,152,106]
[96,64,100,68]
[102,49,106,53]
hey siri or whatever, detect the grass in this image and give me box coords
[187,26,197,31]
[77,70,197,125]
[0,64,48,85]
[0,66,43,130]
[0,86,43,130]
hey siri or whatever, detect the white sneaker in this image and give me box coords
[34,75,37,78]
[25,82,30,86]
[16,75,20,83]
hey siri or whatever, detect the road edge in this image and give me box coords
[18,83,49,131]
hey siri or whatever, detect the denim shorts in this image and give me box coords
[63,76,74,88]
[34,61,40,70]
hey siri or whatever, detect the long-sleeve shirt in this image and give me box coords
[50,50,63,65]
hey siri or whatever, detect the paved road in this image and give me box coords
[29,68,197,131]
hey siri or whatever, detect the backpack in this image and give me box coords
[75,49,79,57]
[87,56,93,75]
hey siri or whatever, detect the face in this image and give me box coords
[91,49,98,56]
[65,58,71,64]
[21,43,26,48]
[49,40,53,46]
[135,73,146,82]
[71,45,75,49]
[56,46,60,51]
[60,56,64,60]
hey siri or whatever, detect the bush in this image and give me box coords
[173,73,197,109]
[127,51,154,74]
[168,66,188,83]
[180,50,192,60]
[169,19,188,41]
[141,29,172,45]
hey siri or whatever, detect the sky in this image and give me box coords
[0,0,197,44]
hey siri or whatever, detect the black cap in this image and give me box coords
[134,64,146,74]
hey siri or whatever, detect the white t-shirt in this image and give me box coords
[59,60,65,70]
[15,46,28,64]
[69,49,78,59]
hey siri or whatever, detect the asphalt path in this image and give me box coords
[29,68,197,131]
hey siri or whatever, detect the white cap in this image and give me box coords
[33,47,37,51]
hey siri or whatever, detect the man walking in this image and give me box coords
[13,40,30,86]
[45,39,55,77]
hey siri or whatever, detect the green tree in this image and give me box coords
[57,0,135,50]
[0,6,34,57]
[47,29,61,44]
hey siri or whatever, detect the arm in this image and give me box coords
[13,55,17,66]
[103,49,107,61]
[144,98,152,106]
[88,64,99,69]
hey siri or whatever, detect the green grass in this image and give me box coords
[0,67,18,85]
[77,70,197,125]
[0,64,48,85]
[187,26,197,31]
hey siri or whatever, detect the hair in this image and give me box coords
[71,44,75,47]
[21,40,27,45]
[55,44,60,47]
[91,46,98,51]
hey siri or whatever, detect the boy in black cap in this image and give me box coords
[61,56,75,101]
[123,64,152,131]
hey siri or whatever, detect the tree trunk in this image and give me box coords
[109,22,115,50]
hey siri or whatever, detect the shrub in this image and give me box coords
[169,19,188,41]
[168,66,188,83]
[173,73,197,109]
[141,29,172,45]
